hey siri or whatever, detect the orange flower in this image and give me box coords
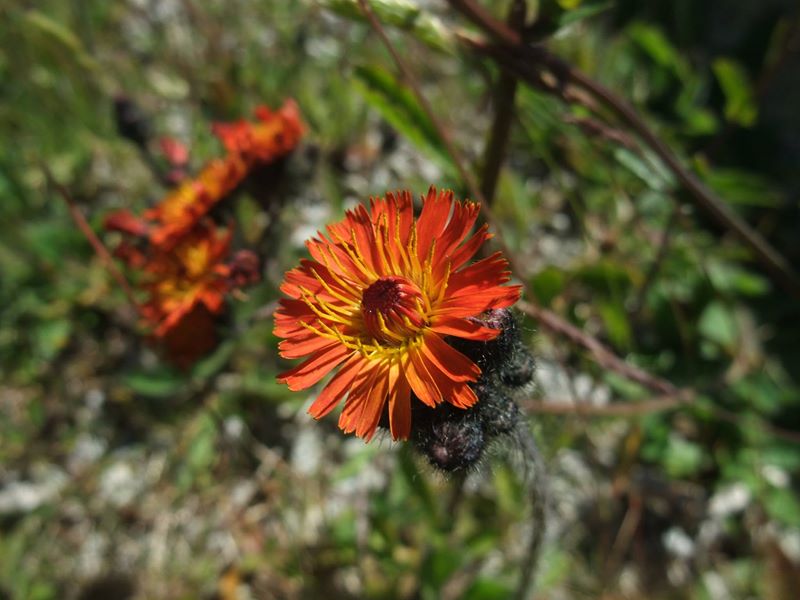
[212,100,304,164]
[146,100,304,248]
[140,221,232,339]
[145,155,249,247]
[274,187,521,441]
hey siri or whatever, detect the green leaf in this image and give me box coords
[663,434,705,478]
[177,413,218,490]
[574,259,633,292]
[628,23,684,76]
[530,267,565,307]
[191,339,235,381]
[464,578,513,600]
[353,64,453,172]
[702,168,783,208]
[698,301,738,349]
[558,1,613,29]
[599,301,632,349]
[706,261,770,296]
[764,487,800,527]
[613,147,675,192]
[421,544,463,592]
[33,318,71,361]
[712,58,758,128]
[123,367,186,398]
[23,10,99,73]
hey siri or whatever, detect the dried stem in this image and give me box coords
[523,392,691,417]
[524,396,800,445]
[446,0,800,300]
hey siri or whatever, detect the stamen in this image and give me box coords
[361,275,427,345]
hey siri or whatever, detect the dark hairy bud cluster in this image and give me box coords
[411,309,534,473]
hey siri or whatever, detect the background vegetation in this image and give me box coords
[1,0,799,598]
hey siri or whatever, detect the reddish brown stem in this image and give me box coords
[46,170,139,308]
[517,301,677,395]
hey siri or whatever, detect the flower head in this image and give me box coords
[139,221,233,339]
[274,187,521,441]
[145,100,304,248]
[108,218,241,367]
[145,155,249,247]
[212,100,304,164]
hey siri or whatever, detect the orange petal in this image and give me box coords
[430,316,501,341]
[437,285,522,317]
[338,362,382,436]
[355,362,390,440]
[447,224,491,271]
[416,187,452,262]
[406,348,443,408]
[388,367,412,440]
[448,382,478,409]
[446,252,512,296]
[419,332,481,383]
[278,333,335,359]
[277,342,351,391]
[308,353,365,419]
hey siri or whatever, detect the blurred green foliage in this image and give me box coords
[1,0,800,598]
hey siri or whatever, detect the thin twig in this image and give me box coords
[517,301,677,395]
[446,0,800,300]
[524,396,800,445]
[45,168,139,308]
[523,393,691,417]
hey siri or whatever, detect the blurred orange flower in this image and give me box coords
[145,155,249,247]
[146,100,304,248]
[140,221,232,340]
[212,100,304,164]
[274,187,521,441]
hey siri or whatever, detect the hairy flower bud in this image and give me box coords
[408,308,534,472]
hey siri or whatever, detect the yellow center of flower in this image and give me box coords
[361,276,426,345]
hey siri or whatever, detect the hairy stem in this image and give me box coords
[513,420,548,599]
